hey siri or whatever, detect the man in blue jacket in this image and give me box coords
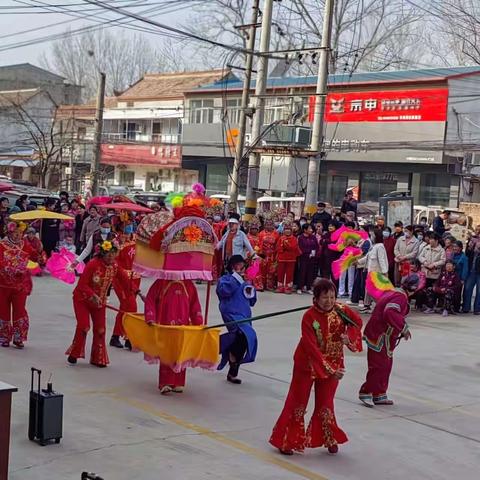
[216,255,257,384]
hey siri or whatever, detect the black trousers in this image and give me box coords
[228,331,247,377]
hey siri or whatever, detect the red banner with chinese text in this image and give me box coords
[308,88,448,123]
[100,143,182,167]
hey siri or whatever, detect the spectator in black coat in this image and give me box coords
[433,210,450,237]
[340,190,358,219]
[311,202,332,231]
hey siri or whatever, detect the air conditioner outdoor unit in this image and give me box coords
[262,125,312,148]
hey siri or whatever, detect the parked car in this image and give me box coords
[131,192,167,208]
[98,185,131,196]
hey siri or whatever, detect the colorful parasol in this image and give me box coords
[332,246,362,280]
[46,248,85,284]
[245,258,261,282]
[366,271,394,300]
[98,202,153,213]
[86,196,111,209]
[9,210,73,221]
[122,312,220,372]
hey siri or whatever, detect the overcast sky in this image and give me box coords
[0,0,188,67]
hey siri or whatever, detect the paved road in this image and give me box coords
[1,276,480,480]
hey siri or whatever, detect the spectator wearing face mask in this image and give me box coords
[74,216,117,265]
[393,221,404,240]
[311,202,331,231]
[418,232,446,288]
[382,227,396,283]
[393,225,419,286]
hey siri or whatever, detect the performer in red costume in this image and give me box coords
[144,279,204,394]
[110,224,141,350]
[276,223,300,294]
[359,286,412,407]
[66,240,131,367]
[270,279,362,455]
[246,221,263,291]
[258,218,279,291]
[0,221,36,348]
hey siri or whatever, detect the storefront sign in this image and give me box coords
[323,139,370,152]
[309,88,448,122]
[100,143,182,167]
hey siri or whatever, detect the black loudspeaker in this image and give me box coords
[28,368,63,446]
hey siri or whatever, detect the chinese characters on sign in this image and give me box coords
[309,88,448,123]
[323,139,370,152]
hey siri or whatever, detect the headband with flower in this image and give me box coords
[7,221,27,233]
[95,239,119,256]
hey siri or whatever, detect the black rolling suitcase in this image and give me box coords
[28,367,63,446]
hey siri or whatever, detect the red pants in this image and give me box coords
[270,363,347,452]
[66,299,109,366]
[0,287,29,344]
[359,347,393,398]
[112,279,140,337]
[159,364,186,389]
[277,261,295,292]
[261,256,277,291]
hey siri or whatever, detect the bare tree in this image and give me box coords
[183,0,427,74]
[428,0,480,66]
[1,92,67,188]
[42,28,170,100]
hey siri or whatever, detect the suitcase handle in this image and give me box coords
[31,367,42,394]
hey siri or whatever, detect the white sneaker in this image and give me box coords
[172,386,184,393]
[442,309,448,317]
[307,290,314,295]
[297,290,302,295]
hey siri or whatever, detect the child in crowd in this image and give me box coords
[60,235,77,254]
[424,260,461,316]
[401,260,426,309]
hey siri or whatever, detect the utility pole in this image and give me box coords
[243,0,274,221]
[229,0,260,206]
[91,71,106,196]
[304,0,335,216]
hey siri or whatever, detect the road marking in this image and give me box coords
[111,393,329,480]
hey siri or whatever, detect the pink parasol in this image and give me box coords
[99,202,153,213]
[86,196,111,209]
[46,248,85,284]
[331,247,362,280]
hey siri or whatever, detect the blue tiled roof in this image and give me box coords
[192,66,480,91]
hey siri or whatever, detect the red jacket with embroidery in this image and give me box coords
[293,304,362,379]
[276,235,301,262]
[0,238,36,293]
[73,257,130,308]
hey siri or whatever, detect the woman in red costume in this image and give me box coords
[269,278,362,455]
[110,224,141,350]
[66,240,131,367]
[144,279,204,394]
[258,218,279,291]
[276,223,300,294]
[0,221,36,348]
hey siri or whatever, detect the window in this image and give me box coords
[360,172,399,202]
[190,99,214,124]
[152,119,181,143]
[264,97,287,124]
[77,126,86,140]
[119,170,135,186]
[418,173,451,206]
[225,98,241,124]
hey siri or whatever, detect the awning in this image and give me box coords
[0,158,38,168]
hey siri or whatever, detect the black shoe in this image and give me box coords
[124,339,132,351]
[109,335,123,348]
[67,355,77,365]
[227,375,242,384]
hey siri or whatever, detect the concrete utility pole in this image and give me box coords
[229,0,260,206]
[304,0,335,216]
[243,0,274,221]
[91,71,106,196]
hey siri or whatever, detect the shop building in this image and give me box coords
[100,70,230,191]
[182,66,480,207]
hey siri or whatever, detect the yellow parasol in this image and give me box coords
[9,210,73,221]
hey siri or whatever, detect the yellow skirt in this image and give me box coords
[123,313,220,372]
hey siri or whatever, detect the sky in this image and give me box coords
[0,0,191,67]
